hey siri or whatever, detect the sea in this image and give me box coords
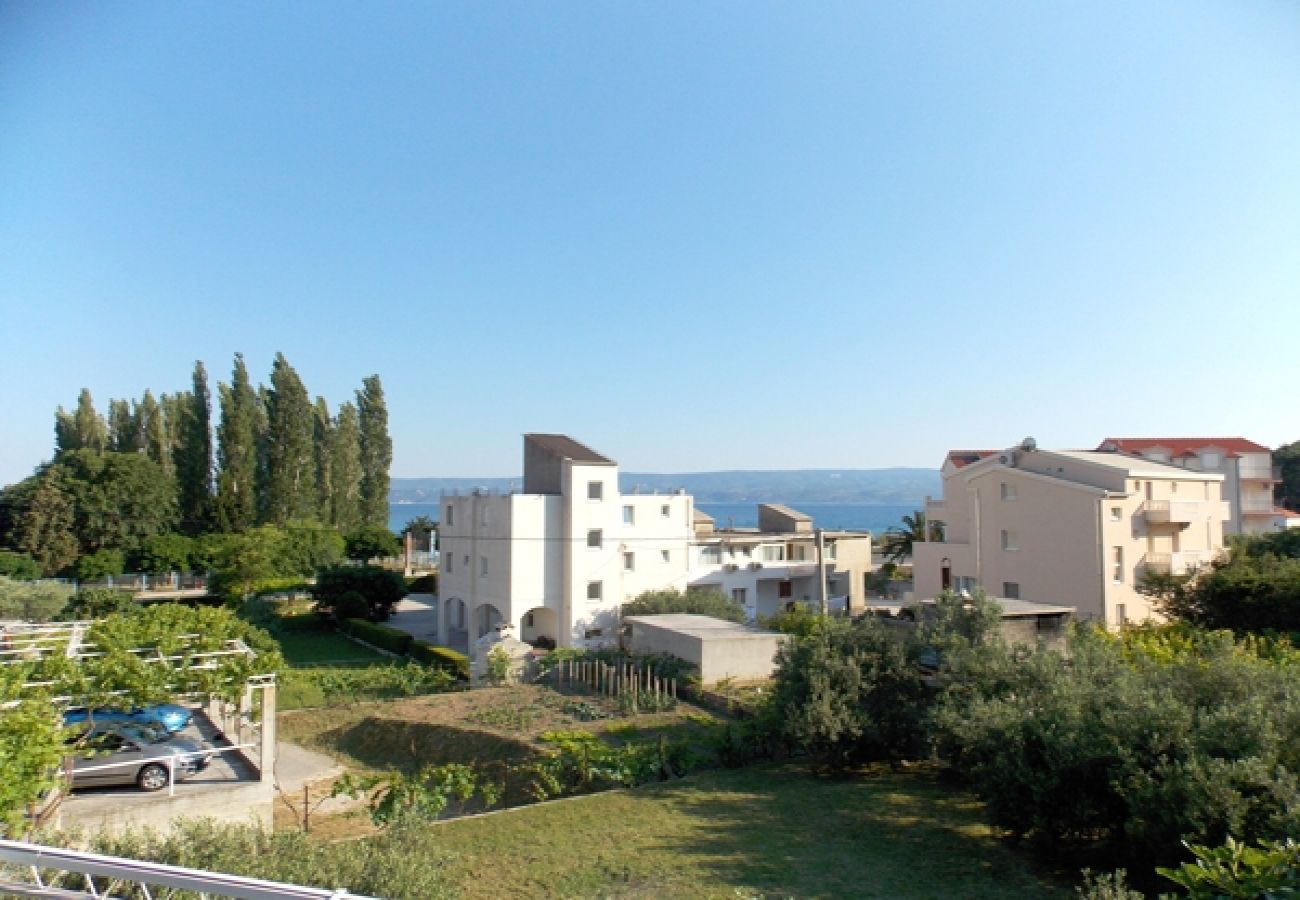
[389,501,915,535]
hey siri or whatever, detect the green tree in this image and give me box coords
[313,396,335,523]
[403,515,437,553]
[621,587,745,622]
[264,354,316,524]
[54,388,108,454]
[312,565,407,621]
[357,375,392,529]
[345,524,400,561]
[0,550,40,580]
[136,533,194,574]
[74,548,126,581]
[330,401,363,532]
[0,575,72,622]
[136,389,174,478]
[881,510,943,565]
[174,361,214,533]
[1276,440,1300,513]
[0,466,79,575]
[55,449,179,556]
[107,398,138,452]
[215,353,260,532]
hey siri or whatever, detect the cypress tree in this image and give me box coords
[356,375,392,529]
[215,354,259,532]
[107,399,138,452]
[313,397,334,524]
[56,389,108,454]
[175,361,214,533]
[135,390,172,477]
[264,353,316,525]
[330,401,363,532]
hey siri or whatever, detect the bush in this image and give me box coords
[341,618,414,656]
[332,591,370,624]
[621,587,745,623]
[760,603,824,636]
[74,548,125,581]
[0,550,40,580]
[0,576,73,622]
[312,566,407,621]
[1158,836,1300,898]
[410,640,470,679]
[407,573,437,593]
[60,587,135,620]
[344,525,401,561]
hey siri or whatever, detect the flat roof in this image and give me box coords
[1046,449,1222,480]
[624,614,782,640]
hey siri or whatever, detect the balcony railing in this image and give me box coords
[1143,500,1201,525]
[1238,464,1282,482]
[1142,550,1215,575]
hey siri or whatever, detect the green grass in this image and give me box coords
[425,762,1069,899]
[277,630,390,666]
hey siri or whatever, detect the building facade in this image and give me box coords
[913,443,1229,626]
[438,435,875,648]
[1096,438,1293,534]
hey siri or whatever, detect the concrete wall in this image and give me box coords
[627,617,787,684]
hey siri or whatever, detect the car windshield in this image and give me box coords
[119,723,170,744]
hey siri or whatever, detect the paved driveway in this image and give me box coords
[388,593,469,654]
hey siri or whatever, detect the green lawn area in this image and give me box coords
[425,762,1070,899]
[276,630,390,666]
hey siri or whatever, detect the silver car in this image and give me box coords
[66,722,212,792]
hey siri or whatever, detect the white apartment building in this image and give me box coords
[913,441,1230,626]
[687,504,873,620]
[438,435,694,649]
[438,435,877,647]
[1096,438,1295,534]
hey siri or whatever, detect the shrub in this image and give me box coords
[407,574,437,593]
[312,566,407,621]
[341,618,414,656]
[760,603,823,636]
[332,591,370,624]
[60,587,135,620]
[344,525,401,562]
[410,641,470,679]
[621,587,745,623]
[0,576,73,623]
[1158,836,1300,899]
[74,548,125,581]
[0,550,40,580]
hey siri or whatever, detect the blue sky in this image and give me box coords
[2,2,1298,485]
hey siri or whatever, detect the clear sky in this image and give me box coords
[2,2,1298,486]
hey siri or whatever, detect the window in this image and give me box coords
[1116,603,1128,625]
[699,545,721,565]
[1000,482,1018,501]
[1001,530,1019,551]
[763,544,786,562]
[1112,546,1124,583]
[587,529,602,549]
[445,505,454,527]
[732,588,748,606]
[1201,451,1221,468]
[623,505,634,525]
[480,556,488,577]
[824,541,837,560]
[1110,507,1122,522]
[463,554,469,566]
[779,580,793,598]
[741,545,752,558]
[661,549,670,563]
[624,552,634,572]
[587,581,602,602]
[661,504,670,518]
[588,481,603,501]
[1002,582,1020,599]
[584,628,603,639]
[444,552,452,573]
[955,575,977,594]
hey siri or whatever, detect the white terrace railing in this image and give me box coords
[0,838,377,899]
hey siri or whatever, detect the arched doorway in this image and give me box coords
[519,607,558,648]
[474,603,503,639]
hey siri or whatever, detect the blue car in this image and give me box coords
[63,704,194,734]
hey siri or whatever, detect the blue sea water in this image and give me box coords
[390,501,915,534]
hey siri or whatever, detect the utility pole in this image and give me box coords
[816,528,828,616]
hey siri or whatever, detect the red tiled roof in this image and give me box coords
[1275,507,1300,519]
[1097,437,1271,458]
[947,450,998,469]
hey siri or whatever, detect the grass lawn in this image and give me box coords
[276,630,390,666]
[424,762,1069,899]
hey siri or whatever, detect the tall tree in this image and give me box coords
[174,361,214,533]
[263,354,316,524]
[313,397,335,524]
[1277,440,1300,512]
[107,399,138,452]
[215,354,259,532]
[0,467,78,575]
[330,401,363,532]
[136,390,173,478]
[882,511,945,565]
[357,375,392,529]
[54,389,108,454]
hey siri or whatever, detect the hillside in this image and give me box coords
[391,468,939,505]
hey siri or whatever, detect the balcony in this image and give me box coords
[1142,550,1215,575]
[1143,500,1203,525]
[1239,464,1281,483]
[1241,499,1278,516]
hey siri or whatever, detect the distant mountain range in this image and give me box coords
[390,468,940,506]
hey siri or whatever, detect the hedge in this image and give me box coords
[410,640,470,679]
[341,618,414,656]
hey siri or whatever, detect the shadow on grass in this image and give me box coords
[326,716,541,772]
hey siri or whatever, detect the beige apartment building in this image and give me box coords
[1096,437,1296,535]
[913,442,1230,625]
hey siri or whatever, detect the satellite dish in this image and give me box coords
[1020,436,1037,452]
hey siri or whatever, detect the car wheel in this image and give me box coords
[137,763,170,792]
